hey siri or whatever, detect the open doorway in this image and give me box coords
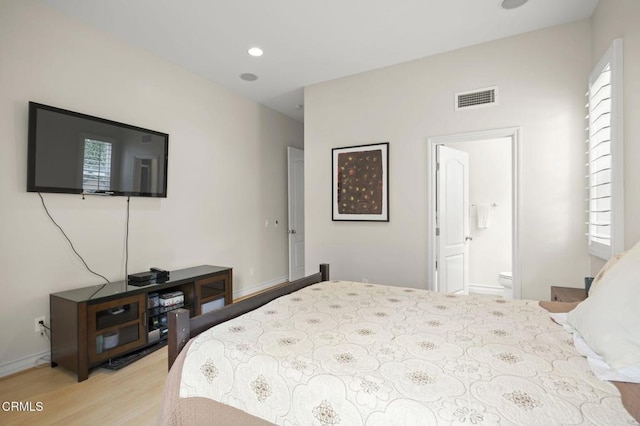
[428,128,520,299]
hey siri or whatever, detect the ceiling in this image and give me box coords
[42,0,598,122]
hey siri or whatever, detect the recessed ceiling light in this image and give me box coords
[501,0,528,10]
[248,47,263,57]
[240,73,258,82]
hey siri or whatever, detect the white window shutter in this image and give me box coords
[586,38,623,260]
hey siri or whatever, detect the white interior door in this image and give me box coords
[436,145,470,294]
[287,147,305,281]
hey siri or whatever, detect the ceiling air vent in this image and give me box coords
[455,86,498,111]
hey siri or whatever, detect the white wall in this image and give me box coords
[305,20,591,300]
[447,138,511,290]
[589,0,640,274]
[0,0,303,374]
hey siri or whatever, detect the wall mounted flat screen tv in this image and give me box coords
[27,102,168,197]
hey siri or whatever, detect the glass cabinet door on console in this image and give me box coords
[195,271,232,315]
[87,294,146,364]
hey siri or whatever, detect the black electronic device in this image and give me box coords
[127,268,171,287]
[27,102,169,198]
[128,271,157,282]
[150,267,170,280]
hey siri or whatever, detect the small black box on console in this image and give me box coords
[128,271,157,282]
[150,267,170,281]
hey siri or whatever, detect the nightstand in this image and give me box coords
[550,286,587,303]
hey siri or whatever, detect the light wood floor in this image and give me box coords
[0,346,168,426]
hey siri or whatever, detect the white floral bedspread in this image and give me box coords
[180,280,636,425]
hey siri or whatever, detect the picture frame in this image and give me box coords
[332,142,389,221]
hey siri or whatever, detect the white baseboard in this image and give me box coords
[469,283,504,297]
[0,350,50,378]
[233,275,289,300]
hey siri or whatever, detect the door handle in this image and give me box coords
[288,229,296,234]
[465,236,473,241]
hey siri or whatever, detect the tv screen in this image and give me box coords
[27,102,168,197]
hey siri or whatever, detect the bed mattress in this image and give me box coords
[165,280,636,425]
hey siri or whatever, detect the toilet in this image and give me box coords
[499,272,513,299]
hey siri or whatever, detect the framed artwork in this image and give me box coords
[332,142,389,221]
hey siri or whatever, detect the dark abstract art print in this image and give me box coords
[332,142,389,221]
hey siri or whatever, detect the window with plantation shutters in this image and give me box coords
[82,138,112,192]
[586,38,623,260]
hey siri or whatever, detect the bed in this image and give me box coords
[158,261,640,425]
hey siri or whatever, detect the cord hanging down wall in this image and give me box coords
[38,192,110,284]
[38,193,134,298]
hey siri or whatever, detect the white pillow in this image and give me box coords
[552,313,640,383]
[567,241,640,371]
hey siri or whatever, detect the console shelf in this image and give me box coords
[50,265,232,381]
[148,302,190,318]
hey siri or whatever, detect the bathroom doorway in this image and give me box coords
[428,128,520,299]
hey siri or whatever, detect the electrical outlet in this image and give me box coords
[34,316,45,333]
